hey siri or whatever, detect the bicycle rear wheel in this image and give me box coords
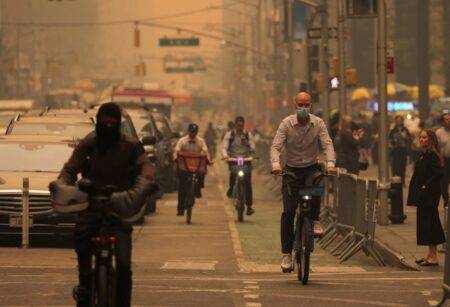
[298,216,313,284]
[185,182,195,224]
[96,264,108,307]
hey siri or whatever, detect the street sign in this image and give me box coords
[307,27,338,39]
[165,67,195,73]
[346,0,378,18]
[159,37,200,47]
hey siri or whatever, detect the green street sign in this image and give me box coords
[159,37,200,47]
[165,67,195,73]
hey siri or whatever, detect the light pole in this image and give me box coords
[319,0,330,127]
[377,0,389,226]
[337,0,346,116]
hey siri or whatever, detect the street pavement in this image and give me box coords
[0,166,446,306]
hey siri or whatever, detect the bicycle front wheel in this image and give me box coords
[298,216,313,284]
[236,181,245,223]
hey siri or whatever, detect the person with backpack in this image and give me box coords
[222,116,256,215]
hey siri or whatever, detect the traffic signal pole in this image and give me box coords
[377,0,390,226]
[337,0,346,116]
[319,0,330,127]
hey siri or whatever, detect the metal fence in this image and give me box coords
[439,206,449,306]
[319,170,384,265]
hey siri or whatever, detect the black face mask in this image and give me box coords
[95,122,121,152]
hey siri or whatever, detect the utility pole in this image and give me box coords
[15,25,20,98]
[445,0,450,94]
[337,0,346,116]
[377,0,389,226]
[417,0,430,123]
[319,0,330,127]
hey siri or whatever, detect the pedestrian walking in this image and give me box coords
[336,115,364,175]
[407,129,446,266]
[389,115,411,184]
[436,112,450,208]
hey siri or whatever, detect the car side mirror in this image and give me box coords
[142,135,157,146]
[172,131,181,139]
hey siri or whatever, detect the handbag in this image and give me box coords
[358,149,369,171]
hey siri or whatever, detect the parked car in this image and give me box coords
[0,135,77,240]
[150,111,179,192]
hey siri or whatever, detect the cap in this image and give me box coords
[188,123,199,133]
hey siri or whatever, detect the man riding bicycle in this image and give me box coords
[174,123,210,216]
[222,116,256,216]
[270,92,336,272]
[55,103,155,307]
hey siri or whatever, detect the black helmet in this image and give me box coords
[188,123,199,133]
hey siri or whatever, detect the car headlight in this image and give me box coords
[238,170,245,177]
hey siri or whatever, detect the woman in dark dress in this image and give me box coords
[407,129,446,266]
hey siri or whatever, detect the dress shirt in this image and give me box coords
[270,114,336,168]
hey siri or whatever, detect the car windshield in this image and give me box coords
[0,142,74,172]
[10,123,93,138]
[0,115,13,128]
[153,115,171,138]
[128,114,155,137]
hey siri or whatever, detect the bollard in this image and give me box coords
[388,176,407,224]
[22,178,29,248]
[438,206,450,306]
[377,181,390,226]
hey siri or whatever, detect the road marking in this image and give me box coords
[162,200,177,207]
[244,294,260,299]
[264,292,408,307]
[243,280,258,284]
[421,290,432,296]
[244,285,260,290]
[161,260,218,271]
[428,300,439,306]
[245,303,261,307]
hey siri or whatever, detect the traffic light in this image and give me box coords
[331,57,339,77]
[345,68,357,86]
[134,26,140,48]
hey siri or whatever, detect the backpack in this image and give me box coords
[228,130,250,149]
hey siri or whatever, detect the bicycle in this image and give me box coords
[177,152,208,224]
[226,157,253,223]
[281,170,328,284]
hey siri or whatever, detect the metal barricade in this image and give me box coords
[438,206,449,306]
[318,173,384,265]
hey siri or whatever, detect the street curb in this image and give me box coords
[373,239,420,271]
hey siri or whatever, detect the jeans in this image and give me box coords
[281,164,322,254]
[441,157,450,206]
[74,221,132,307]
[228,162,253,208]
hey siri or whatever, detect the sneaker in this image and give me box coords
[176,211,184,216]
[281,253,292,273]
[246,208,255,216]
[226,189,232,198]
[313,221,324,237]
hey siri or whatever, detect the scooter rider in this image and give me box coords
[55,103,155,307]
[222,116,256,216]
[270,92,336,272]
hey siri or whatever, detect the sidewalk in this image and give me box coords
[360,165,447,271]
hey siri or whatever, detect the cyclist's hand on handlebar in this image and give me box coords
[326,167,337,175]
[272,165,282,175]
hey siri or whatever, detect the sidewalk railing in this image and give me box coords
[318,170,384,265]
[438,206,449,306]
